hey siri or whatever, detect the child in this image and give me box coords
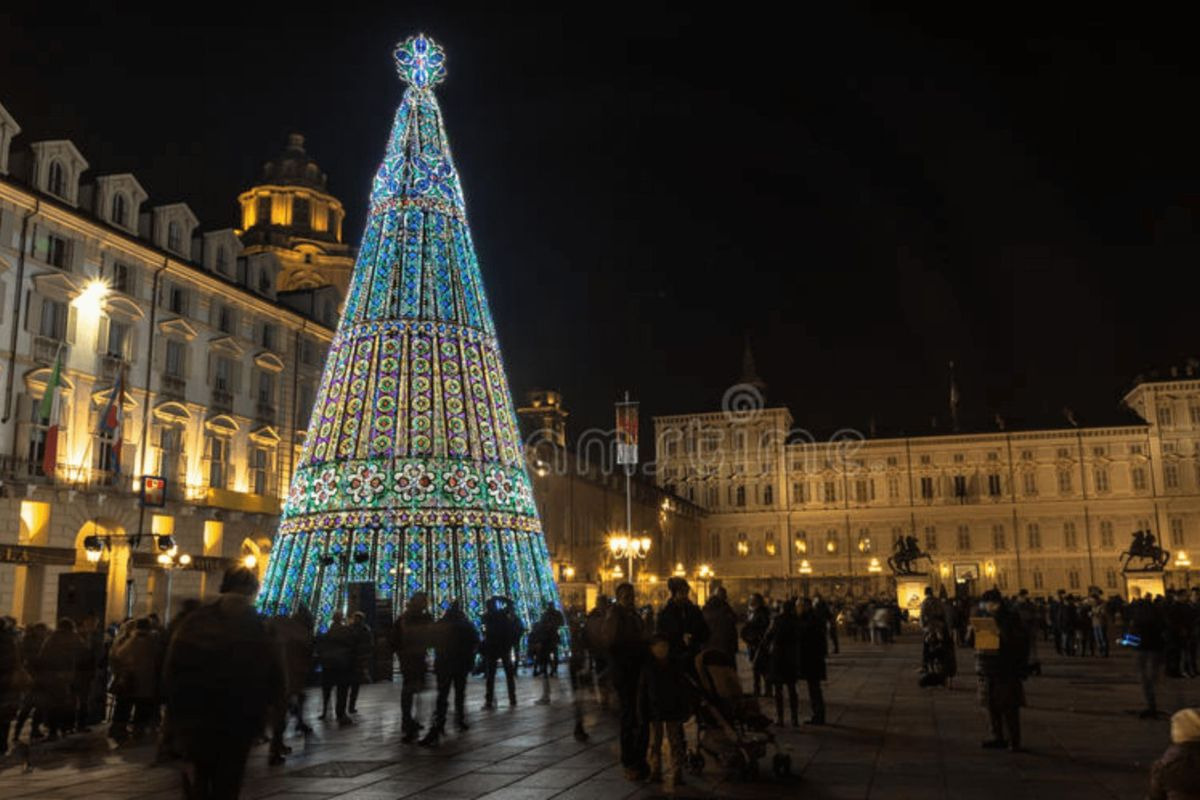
[638,634,689,793]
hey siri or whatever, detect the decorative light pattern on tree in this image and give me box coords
[258,33,560,631]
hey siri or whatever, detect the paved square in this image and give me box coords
[0,636,1194,799]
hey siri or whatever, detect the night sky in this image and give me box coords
[5,5,1199,441]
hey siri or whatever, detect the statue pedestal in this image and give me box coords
[1124,572,1165,600]
[895,575,930,614]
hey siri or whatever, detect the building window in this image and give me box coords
[1191,404,1200,426]
[987,474,1002,497]
[165,340,186,378]
[1158,405,1174,427]
[257,268,272,294]
[1171,517,1186,547]
[857,529,871,553]
[794,531,807,554]
[160,426,184,481]
[1057,447,1071,460]
[825,530,838,554]
[111,192,128,226]
[1094,467,1110,493]
[1027,522,1042,550]
[956,524,970,551]
[112,262,134,294]
[1064,521,1078,550]
[920,454,931,465]
[1033,569,1044,590]
[46,159,66,197]
[250,447,271,495]
[257,371,275,405]
[167,284,189,315]
[854,479,871,503]
[1132,466,1148,491]
[823,481,837,503]
[887,475,900,500]
[736,532,749,557]
[735,486,745,507]
[792,482,806,503]
[260,323,276,351]
[106,319,130,359]
[207,436,229,489]
[1068,569,1081,590]
[217,304,234,334]
[1100,520,1115,548]
[215,246,229,275]
[924,525,937,552]
[293,196,310,228]
[1057,469,1073,494]
[39,298,69,340]
[167,221,182,253]
[1165,463,1180,489]
[43,234,70,269]
[1105,568,1117,589]
[297,382,315,426]
[920,476,934,499]
[706,486,718,507]
[1131,444,1143,455]
[214,356,234,391]
[1021,449,1033,460]
[953,475,967,499]
[257,196,272,226]
[763,484,773,506]
[764,531,777,557]
[992,524,1006,551]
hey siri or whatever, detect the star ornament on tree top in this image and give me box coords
[394,33,447,89]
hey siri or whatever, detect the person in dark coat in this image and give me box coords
[164,567,283,800]
[741,593,771,697]
[1148,707,1200,800]
[109,617,160,742]
[655,577,709,672]
[814,593,838,655]
[12,622,48,741]
[975,588,1029,751]
[390,592,433,741]
[37,618,83,739]
[347,611,374,714]
[603,581,650,782]
[798,597,828,724]
[702,586,739,660]
[279,606,315,735]
[480,596,521,709]
[419,600,480,747]
[638,634,689,793]
[0,617,21,754]
[762,599,801,726]
[316,611,355,724]
[72,614,103,731]
[1130,595,1168,719]
[566,608,590,742]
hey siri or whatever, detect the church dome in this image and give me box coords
[260,133,327,191]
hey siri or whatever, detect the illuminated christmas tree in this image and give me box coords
[258,34,560,630]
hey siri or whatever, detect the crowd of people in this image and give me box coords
[4,570,1200,796]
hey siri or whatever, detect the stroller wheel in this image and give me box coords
[687,751,706,774]
[772,753,792,777]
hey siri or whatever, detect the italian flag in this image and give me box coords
[38,350,63,476]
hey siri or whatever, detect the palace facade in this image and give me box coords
[654,374,1200,603]
[0,100,345,624]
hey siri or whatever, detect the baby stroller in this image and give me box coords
[685,648,792,779]
[919,622,957,688]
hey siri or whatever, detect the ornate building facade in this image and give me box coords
[654,375,1200,603]
[0,100,342,624]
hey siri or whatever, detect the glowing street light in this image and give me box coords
[72,278,109,311]
[608,532,651,585]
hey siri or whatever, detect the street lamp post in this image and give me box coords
[608,533,651,589]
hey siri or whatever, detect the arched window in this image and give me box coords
[47,159,66,198]
[167,221,181,252]
[111,192,128,226]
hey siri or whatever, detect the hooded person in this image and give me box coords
[1148,707,1200,800]
[702,586,739,659]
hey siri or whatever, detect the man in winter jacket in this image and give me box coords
[390,592,433,741]
[655,577,709,672]
[164,567,283,800]
[316,612,355,724]
[109,617,160,742]
[975,589,1029,751]
[38,618,83,739]
[701,586,739,659]
[603,582,649,781]
[480,596,522,709]
[419,600,480,747]
[741,593,771,696]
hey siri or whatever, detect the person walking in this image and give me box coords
[316,611,355,725]
[391,592,434,742]
[1130,595,1167,718]
[702,586,739,660]
[12,622,49,741]
[279,606,315,736]
[798,597,829,724]
[480,596,521,710]
[37,618,83,739]
[163,567,284,800]
[347,611,374,714]
[762,599,802,727]
[109,617,159,742]
[531,601,564,704]
[741,593,771,696]
[975,589,1029,751]
[639,633,689,794]
[603,582,650,782]
[419,600,479,747]
[566,609,590,742]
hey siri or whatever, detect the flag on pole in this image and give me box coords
[98,365,126,475]
[948,361,960,431]
[38,349,64,476]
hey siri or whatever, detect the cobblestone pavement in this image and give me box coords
[0,636,1196,799]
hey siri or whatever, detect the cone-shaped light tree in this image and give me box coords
[257,34,560,630]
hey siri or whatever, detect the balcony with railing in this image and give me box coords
[160,374,186,401]
[32,336,67,365]
[98,353,128,382]
[211,387,234,413]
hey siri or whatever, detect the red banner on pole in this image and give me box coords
[616,399,639,466]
